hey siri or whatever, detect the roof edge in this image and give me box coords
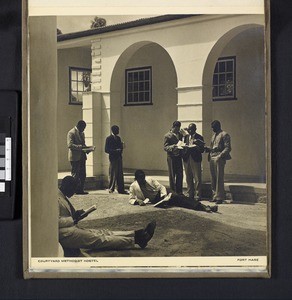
[57,14,198,42]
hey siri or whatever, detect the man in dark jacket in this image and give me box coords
[182,123,205,200]
[105,125,127,194]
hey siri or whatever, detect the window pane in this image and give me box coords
[133,82,138,91]
[78,82,83,92]
[219,74,225,84]
[219,61,226,72]
[139,82,144,91]
[145,71,149,80]
[145,92,150,101]
[134,93,138,102]
[226,60,233,72]
[77,72,83,81]
[139,71,144,81]
[226,82,234,96]
[226,73,233,83]
[77,93,83,102]
[71,82,77,91]
[134,72,138,81]
[139,92,144,102]
[219,85,226,96]
[213,74,218,85]
[71,70,77,81]
[128,93,133,103]
[145,81,150,90]
[128,83,132,92]
[212,86,218,98]
[128,73,133,82]
[71,93,77,103]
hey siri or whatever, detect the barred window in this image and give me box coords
[125,66,152,106]
[69,67,92,105]
[212,57,236,101]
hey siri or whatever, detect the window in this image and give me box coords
[212,56,236,101]
[125,66,152,106]
[69,67,92,105]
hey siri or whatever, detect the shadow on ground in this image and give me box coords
[79,209,266,257]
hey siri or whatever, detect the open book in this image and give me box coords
[79,204,97,220]
[82,146,96,152]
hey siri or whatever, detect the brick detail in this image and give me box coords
[91,39,102,91]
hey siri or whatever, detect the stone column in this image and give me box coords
[29,17,59,257]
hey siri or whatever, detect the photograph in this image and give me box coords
[23,0,270,278]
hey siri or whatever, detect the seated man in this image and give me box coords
[129,170,218,213]
[58,176,156,254]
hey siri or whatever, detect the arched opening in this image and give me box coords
[110,42,178,172]
[202,25,265,182]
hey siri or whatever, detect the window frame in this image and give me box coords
[69,66,92,105]
[212,56,237,102]
[124,66,153,106]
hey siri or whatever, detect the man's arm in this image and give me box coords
[219,133,231,158]
[67,131,83,151]
[163,135,177,153]
[129,184,146,206]
[59,216,74,228]
[150,178,167,198]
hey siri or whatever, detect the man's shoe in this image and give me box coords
[108,189,114,193]
[135,221,157,249]
[118,190,129,195]
[216,200,223,204]
[75,191,89,195]
[209,199,216,202]
[211,205,218,212]
[153,193,172,208]
[205,205,212,213]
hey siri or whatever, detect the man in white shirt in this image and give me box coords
[129,170,218,213]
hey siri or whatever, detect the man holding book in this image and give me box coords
[67,120,92,195]
[58,176,156,255]
[182,123,205,201]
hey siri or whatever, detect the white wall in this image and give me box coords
[111,43,177,171]
[211,28,265,180]
[57,47,91,171]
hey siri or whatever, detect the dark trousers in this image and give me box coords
[167,155,183,194]
[108,157,125,192]
[71,159,86,193]
[152,192,206,211]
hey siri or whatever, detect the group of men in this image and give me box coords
[67,121,127,195]
[60,119,231,254]
[164,120,231,205]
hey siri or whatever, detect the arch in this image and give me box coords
[110,41,178,172]
[202,24,265,182]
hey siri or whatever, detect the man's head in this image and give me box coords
[172,121,181,134]
[187,123,197,135]
[77,120,86,132]
[60,176,77,198]
[211,120,221,133]
[135,169,146,185]
[111,125,119,135]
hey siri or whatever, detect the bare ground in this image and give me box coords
[70,190,267,257]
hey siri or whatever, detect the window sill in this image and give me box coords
[124,103,153,107]
[212,97,237,102]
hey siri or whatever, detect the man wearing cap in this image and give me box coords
[182,123,205,200]
[163,121,184,194]
[205,120,231,204]
[58,176,156,255]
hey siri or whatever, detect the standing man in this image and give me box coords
[67,120,88,195]
[205,120,231,204]
[105,125,127,194]
[164,121,184,194]
[182,123,205,200]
